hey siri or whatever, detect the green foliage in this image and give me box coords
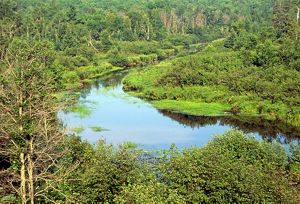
[64,140,147,203]
[290,144,300,163]
[90,126,109,132]
[1,0,300,202]
[114,181,185,203]
[153,100,231,116]
[68,104,93,118]
[107,41,178,68]
[73,126,85,133]
[62,71,80,84]
[124,32,300,126]
[0,194,19,203]
[156,130,297,203]
[56,130,299,203]
[0,36,67,202]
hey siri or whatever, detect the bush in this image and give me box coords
[156,130,297,203]
[167,34,199,46]
[61,71,80,83]
[117,41,160,55]
[58,130,299,203]
[109,53,130,67]
[65,141,146,203]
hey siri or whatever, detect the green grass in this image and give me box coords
[63,82,82,90]
[153,100,231,116]
[124,59,234,117]
[122,52,300,128]
[90,126,109,132]
[123,60,173,90]
[69,105,93,118]
[62,60,124,91]
[76,64,124,80]
[73,126,85,133]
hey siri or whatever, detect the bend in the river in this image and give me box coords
[59,71,300,150]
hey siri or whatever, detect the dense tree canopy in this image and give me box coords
[1,0,300,203]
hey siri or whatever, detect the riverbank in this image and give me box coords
[123,40,300,129]
[55,42,205,109]
[57,39,300,134]
[60,70,300,145]
[59,42,205,91]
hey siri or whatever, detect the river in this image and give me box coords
[58,71,299,150]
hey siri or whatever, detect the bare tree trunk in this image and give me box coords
[19,67,27,204]
[147,25,150,40]
[28,138,35,204]
[1,39,77,203]
[297,7,299,23]
[20,153,27,204]
[296,7,300,40]
[88,33,99,53]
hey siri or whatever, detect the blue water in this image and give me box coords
[58,83,236,150]
[58,75,298,150]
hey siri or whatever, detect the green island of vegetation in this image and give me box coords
[124,38,300,129]
[0,0,299,203]
[90,126,109,132]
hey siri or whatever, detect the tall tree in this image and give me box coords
[0,38,72,203]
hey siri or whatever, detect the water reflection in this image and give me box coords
[59,71,299,150]
[159,110,300,144]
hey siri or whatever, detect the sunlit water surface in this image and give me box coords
[58,73,299,150]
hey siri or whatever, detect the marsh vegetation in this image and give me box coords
[1,0,300,203]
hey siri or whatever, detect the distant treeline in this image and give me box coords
[0,0,300,203]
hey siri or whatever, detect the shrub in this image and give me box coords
[109,54,130,67]
[56,131,299,203]
[157,130,297,203]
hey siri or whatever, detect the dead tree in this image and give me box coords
[297,7,300,23]
[0,39,77,203]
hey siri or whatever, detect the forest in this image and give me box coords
[0,0,300,203]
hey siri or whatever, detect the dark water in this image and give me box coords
[58,72,300,150]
